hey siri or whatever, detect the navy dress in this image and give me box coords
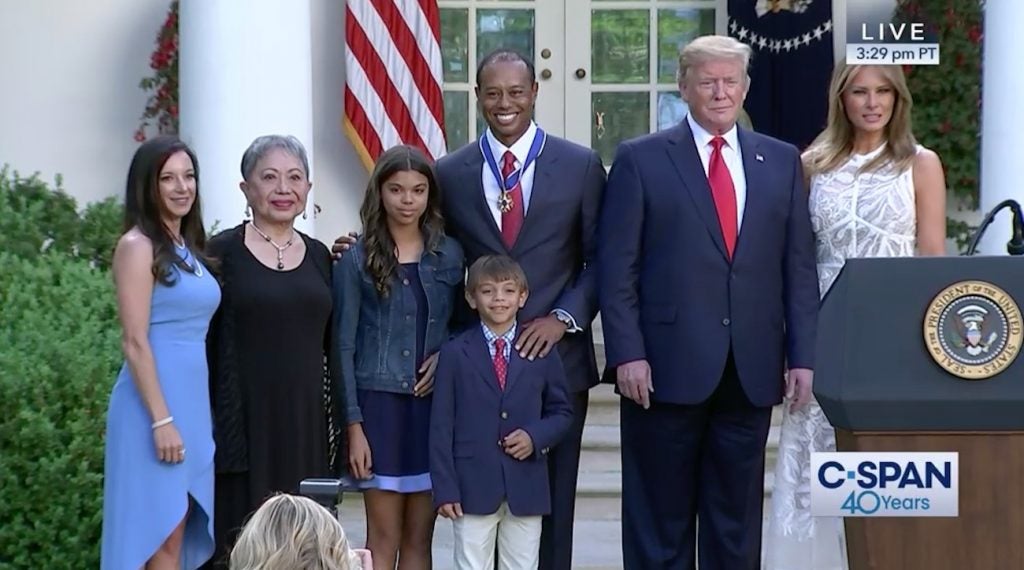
[357,262,432,493]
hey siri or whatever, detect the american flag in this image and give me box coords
[344,0,448,168]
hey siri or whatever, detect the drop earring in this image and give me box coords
[245,205,251,219]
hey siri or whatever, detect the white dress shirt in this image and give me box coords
[686,114,747,233]
[478,122,580,333]
[481,121,541,229]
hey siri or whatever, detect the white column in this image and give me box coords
[179,0,315,235]
[978,1,1023,256]
[832,0,847,64]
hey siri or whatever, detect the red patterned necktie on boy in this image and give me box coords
[708,136,738,258]
[493,338,508,391]
[500,151,525,249]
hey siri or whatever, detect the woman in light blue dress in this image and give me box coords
[102,136,220,569]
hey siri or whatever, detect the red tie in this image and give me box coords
[493,338,508,391]
[708,136,738,258]
[500,151,525,249]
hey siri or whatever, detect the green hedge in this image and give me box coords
[0,169,122,569]
[0,167,122,271]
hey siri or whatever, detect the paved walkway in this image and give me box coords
[337,493,776,569]
[337,493,623,570]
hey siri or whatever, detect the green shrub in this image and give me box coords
[896,0,983,250]
[0,253,120,569]
[0,168,123,568]
[0,167,123,270]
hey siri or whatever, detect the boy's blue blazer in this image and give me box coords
[429,326,573,516]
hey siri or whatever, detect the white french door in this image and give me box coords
[563,0,725,164]
[437,0,565,148]
[437,0,726,163]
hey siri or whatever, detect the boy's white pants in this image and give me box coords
[452,502,542,570]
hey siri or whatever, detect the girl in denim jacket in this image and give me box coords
[334,145,464,569]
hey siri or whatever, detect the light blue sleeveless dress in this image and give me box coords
[101,245,220,569]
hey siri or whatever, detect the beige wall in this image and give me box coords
[0,1,170,206]
[0,0,366,242]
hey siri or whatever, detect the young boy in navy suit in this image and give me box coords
[430,255,573,570]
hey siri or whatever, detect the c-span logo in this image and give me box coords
[923,280,1022,380]
[811,452,958,517]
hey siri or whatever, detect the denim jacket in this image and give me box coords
[333,235,464,423]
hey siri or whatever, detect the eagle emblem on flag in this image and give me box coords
[755,0,813,17]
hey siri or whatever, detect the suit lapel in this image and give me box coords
[512,144,559,254]
[504,346,526,394]
[463,150,507,253]
[463,328,502,395]
[734,128,763,260]
[665,122,730,260]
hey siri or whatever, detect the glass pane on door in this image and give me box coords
[657,9,716,83]
[438,1,560,149]
[440,9,469,83]
[477,9,536,62]
[592,92,648,165]
[565,0,722,165]
[591,10,649,84]
[443,91,470,150]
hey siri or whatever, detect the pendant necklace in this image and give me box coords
[250,222,296,270]
[173,235,203,277]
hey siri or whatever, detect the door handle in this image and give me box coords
[575,68,587,79]
[541,69,552,80]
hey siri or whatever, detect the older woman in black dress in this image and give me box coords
[204,135,340,567]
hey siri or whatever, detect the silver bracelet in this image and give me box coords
[151,416,174,430]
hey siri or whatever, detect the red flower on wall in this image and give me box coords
[136,1,179,142]
[967,25,982,44]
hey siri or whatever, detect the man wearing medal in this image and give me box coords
[434,48,606,570]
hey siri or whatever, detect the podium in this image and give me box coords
[814,257,1024,570]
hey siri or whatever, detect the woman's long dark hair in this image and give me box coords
[124,135,212,285]
[359,145,445,297]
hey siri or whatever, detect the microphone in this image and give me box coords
[1011,201,1024,255]
[965,199,1024,256]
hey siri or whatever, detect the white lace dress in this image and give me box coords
[763,144,918,570]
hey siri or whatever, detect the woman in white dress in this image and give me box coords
[763,63,948,569]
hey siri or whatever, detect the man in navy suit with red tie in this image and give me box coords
[435,49,606,570]
[597,35,819,569]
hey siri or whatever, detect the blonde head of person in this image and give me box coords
[229,493,370,570]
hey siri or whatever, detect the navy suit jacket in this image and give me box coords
[436,135,606,393]
[597,121,819,407]
[429,327,573,517]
